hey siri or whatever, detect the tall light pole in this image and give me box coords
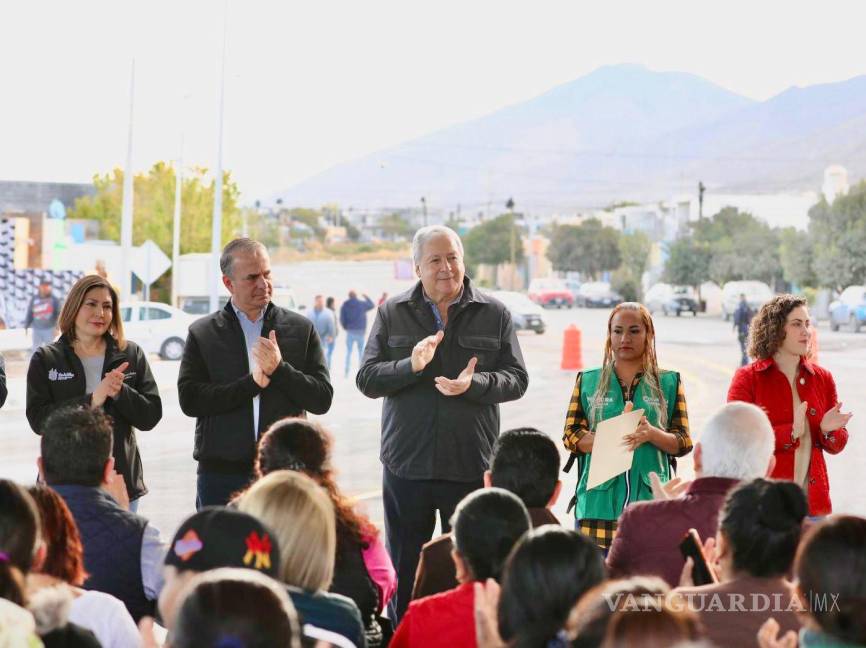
[209,2,228,313]
[421,196,427,228]
[119,59,136,300]
[170,135,183,308]
[507,197,516,290]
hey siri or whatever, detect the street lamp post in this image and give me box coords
[507,197,516,290]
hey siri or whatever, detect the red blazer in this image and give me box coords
[727,357,848,515]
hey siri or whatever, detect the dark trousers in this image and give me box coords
[738,332,749,366]
[382,466,482,623]
[196,471,253,510]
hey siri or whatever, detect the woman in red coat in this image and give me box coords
[727,294,851,516]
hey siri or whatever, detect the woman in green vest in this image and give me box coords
[562,302,692,550]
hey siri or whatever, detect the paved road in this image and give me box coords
[2,266,864,540]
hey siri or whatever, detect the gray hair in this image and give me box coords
[699,402,774,480]
[411,225,464,265]
[220,238,267,278]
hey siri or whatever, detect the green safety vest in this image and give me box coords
[573,367,680,521]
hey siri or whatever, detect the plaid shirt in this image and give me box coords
[562,371,692,457]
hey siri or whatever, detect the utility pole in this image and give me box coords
[210,1,228,314]
[119,59,136,300]
[698,181,706,219]
[507,197,516,290]
[171,136,183,308]
[421,196,427,227]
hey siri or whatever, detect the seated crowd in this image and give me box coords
[2,402,866,648]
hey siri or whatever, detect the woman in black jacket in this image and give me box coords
[26,275,162,510]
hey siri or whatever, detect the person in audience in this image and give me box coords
[675,478,807,648]
[36,406,166,622]
[498,526,605,648]
[569,577,673,648]
[170,567,303,648]
[26,484,140,648]
[727,294,851,517]
[607,401,776,586]
[412,426,561,600]
[158,508,283,634]
[562,302,692,551]
[0,479,100,648]
[600,588,703,648]
[759,515,866,648]
[252,417,395,643]
[26,273,163,513]
[392,488,531,648]
[237,470,366,647]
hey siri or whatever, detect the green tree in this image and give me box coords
[69,163,242,301]
[779,227,817,288]
[379,213,413,240]
[463,213,524,276]
[546,219,621,279]
[808,182,866,290]
[663,237,711,290]
[691,206,782,286]
[618,231,652,299]
[70,163,242,255]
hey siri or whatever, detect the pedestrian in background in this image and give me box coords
[733,293,753,367]
[309,294,336,370]
[24,278,61,355]
[340,289,375,378]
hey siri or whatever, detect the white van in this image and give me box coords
[721,281,773,321]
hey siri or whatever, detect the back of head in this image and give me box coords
[0,479,40,605]
[256,418,329,477]
[164,507,281,579]
[490,428,560,508]
[451,488,530,582]
[26,485,87,586]
[171,568,301,648]
[720,478,807,578]
[795,515,866,646]
[499,527,605,648]
[601,602,701,648]
[571,577,671,648]
[699,402,774,480]
[237,470,336,591]
[40,407,112,487]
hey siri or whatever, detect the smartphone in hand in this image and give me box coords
[679,528,718,586]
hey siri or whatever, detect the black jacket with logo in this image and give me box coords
[26,334,163,500]
[177,301,333,474]
[356,278,528,482]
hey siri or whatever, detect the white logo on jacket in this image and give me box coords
[48,368,75,381]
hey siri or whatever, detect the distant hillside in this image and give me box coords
[277,64,866,211]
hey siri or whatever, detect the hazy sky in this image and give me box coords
[2,0,865,204]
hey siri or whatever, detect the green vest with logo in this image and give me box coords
[573,367,680,521]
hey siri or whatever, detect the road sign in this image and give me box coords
[130,240,171,286]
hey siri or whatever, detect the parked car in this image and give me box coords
[829,285,866,332]
[575,282,623,308]
[120,301,196,360]
[488,290,545,334]
[564,279,582,302]
[528,278,574,309]
[644,283,699,316]
[720,281,773,321]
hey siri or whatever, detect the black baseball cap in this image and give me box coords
[164,507,281,578]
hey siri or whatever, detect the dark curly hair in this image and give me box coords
[255,418,377,548]
[748,294,808,360]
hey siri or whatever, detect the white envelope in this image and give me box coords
[586,408,645,490]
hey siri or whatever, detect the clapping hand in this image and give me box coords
[252,331,282,388]
[757,618,798,648]
[649,472,690,500]
[92,361,129,407]
[411,330,444,373]
[435,357,477,397]
[820,402,852,434]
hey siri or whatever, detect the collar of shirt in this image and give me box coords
[421,286,463,331]
[231,300,265,324]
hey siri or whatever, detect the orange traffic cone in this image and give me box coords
[561,324,583,370]
[810,325,819,364]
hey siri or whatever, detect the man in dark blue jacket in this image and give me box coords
[340,290,375,378]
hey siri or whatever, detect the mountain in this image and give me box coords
[276,64,866,211]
